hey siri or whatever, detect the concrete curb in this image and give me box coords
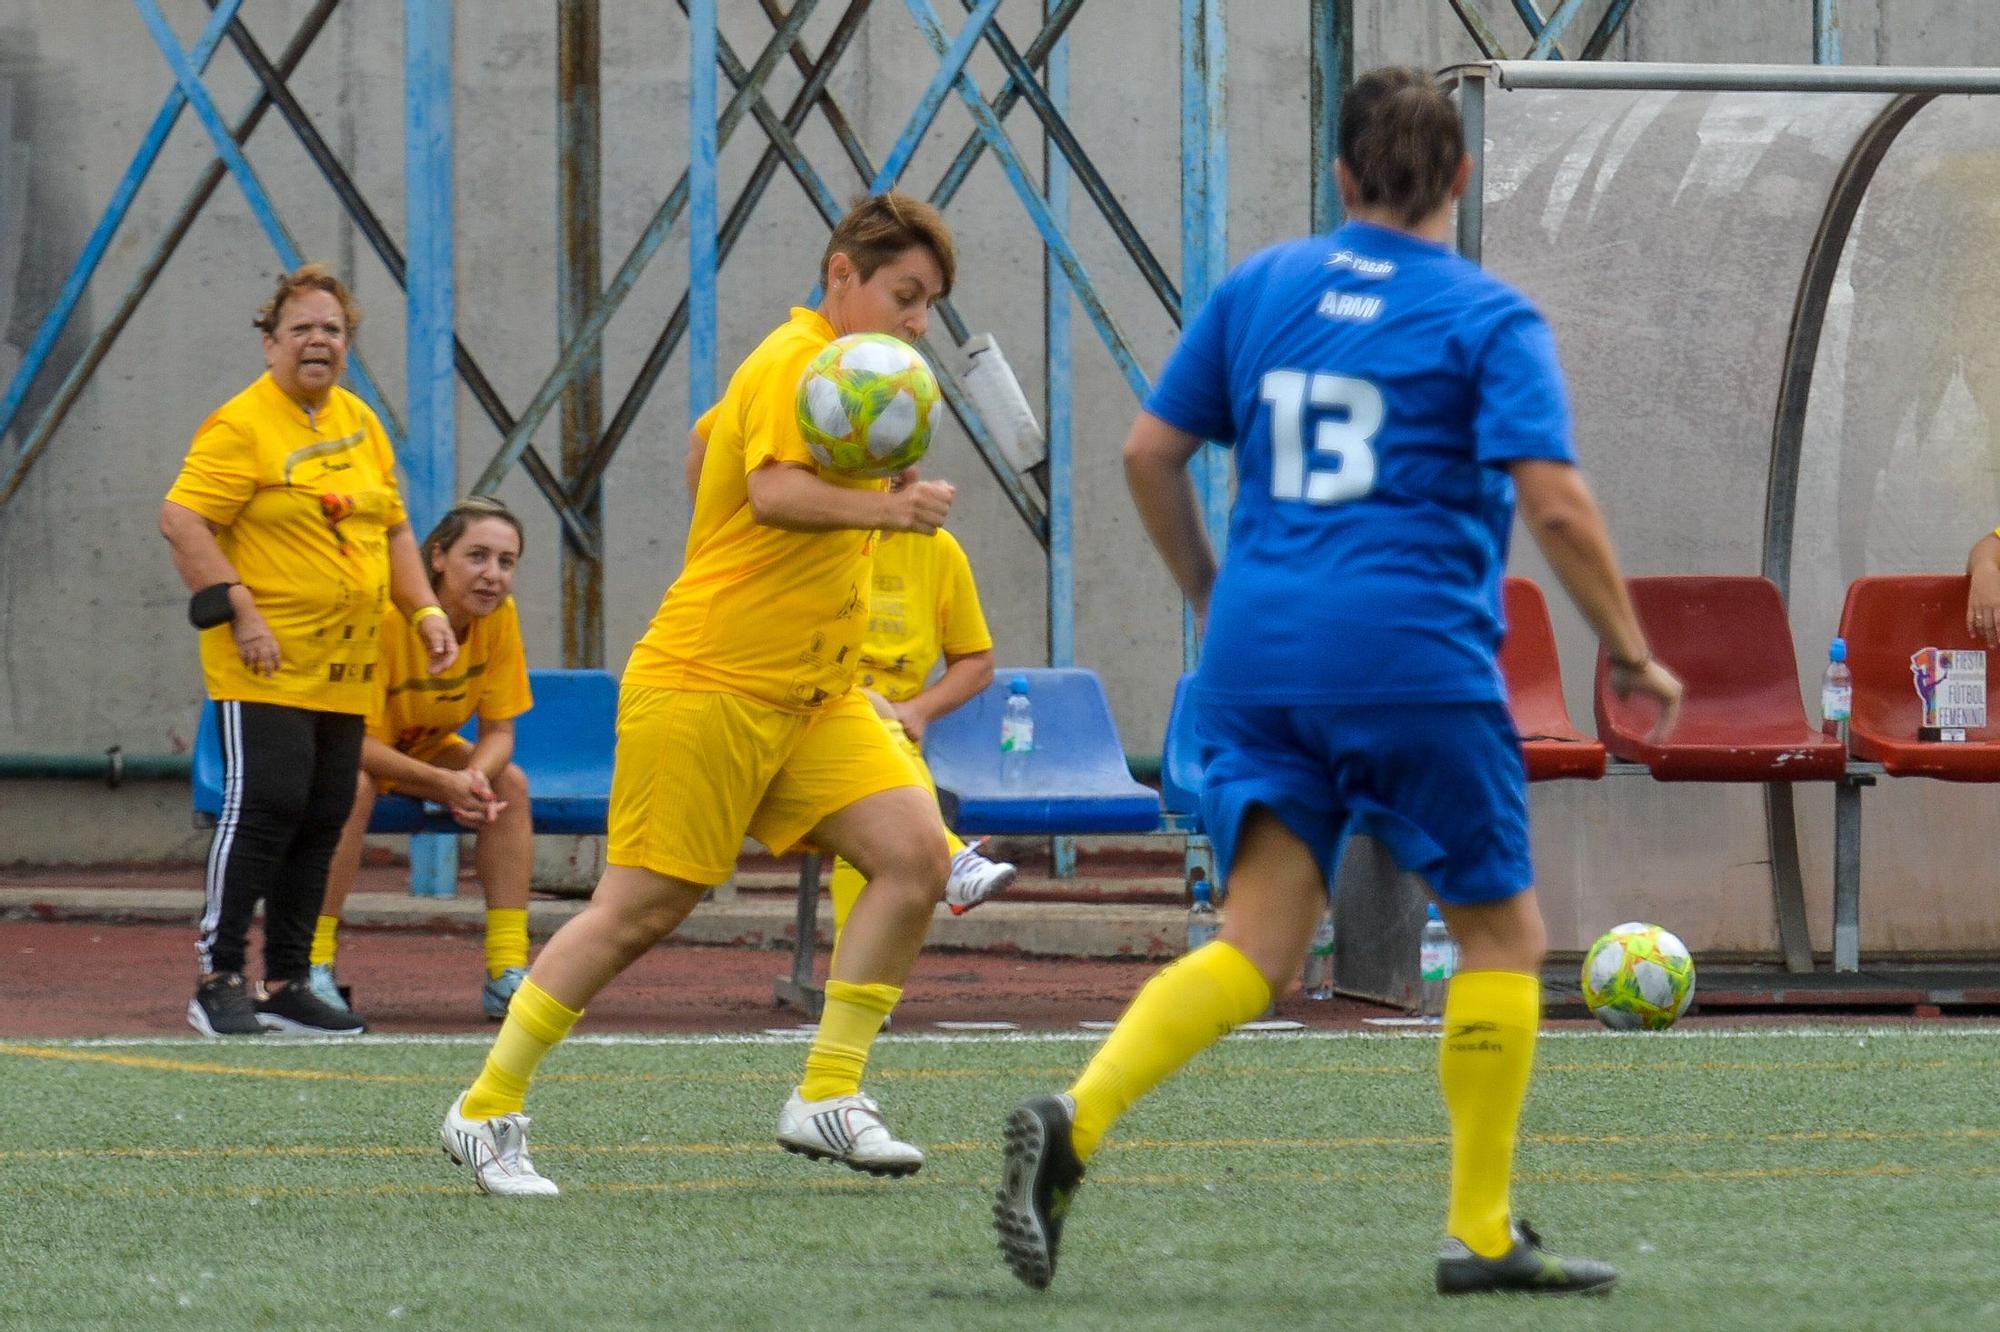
[0,887,1186,961]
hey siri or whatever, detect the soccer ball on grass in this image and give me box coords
[1580,922,1695,1030]
[795,332,942,477]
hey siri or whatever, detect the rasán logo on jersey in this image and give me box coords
[1322,249,1396,279]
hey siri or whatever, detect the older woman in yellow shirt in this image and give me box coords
[312,496,536,1021]
[161,264,456,1037]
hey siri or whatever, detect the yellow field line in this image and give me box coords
[0,1043,426,1083]
[15,1160,1995,1204]
[1,1040,1984,1090]
[7,1124,1996,1165]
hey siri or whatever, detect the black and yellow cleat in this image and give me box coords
[1436,1221,1617,1296]
[993,1093,1086,1291]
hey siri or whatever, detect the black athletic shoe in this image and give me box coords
[1436,1220,1618,1296]
[187,972,266,1037]
[994,1093,1086,1291]
[257,979,367,1035]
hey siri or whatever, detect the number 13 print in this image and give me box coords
[1259,369,1383,505]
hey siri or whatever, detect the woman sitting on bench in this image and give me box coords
[310,496,537,1020]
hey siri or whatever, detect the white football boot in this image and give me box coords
[440,1092,560,1196]
[776,1088,925,1177]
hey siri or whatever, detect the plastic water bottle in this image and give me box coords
[1186,878,1219,953]
[999,674,1034,787]
[1820,637,1852,745]
[1419,903,1456,1020]
[1301,903,1336,1000]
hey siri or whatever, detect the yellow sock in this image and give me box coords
[484,908,530,979]
[1439,969,1541,1259]
[828,858,865,942]
[461,978,584,1120]
[309,915,339,968]
[799,979,901,1101]
[1067,941,1271,1162]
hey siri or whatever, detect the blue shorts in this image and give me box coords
[1195,699,1533,906]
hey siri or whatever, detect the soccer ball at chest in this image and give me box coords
[796,333,942,478]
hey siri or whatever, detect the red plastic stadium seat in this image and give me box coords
[1499,577,1606,780]
[1836,575,2000,780]
[1593,576,1845,781]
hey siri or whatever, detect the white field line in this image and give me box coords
[16,1024,2000,1051]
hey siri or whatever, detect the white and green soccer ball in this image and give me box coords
[1580,921,1696,1031]
[795,332,942,478]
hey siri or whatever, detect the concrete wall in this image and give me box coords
[4,2,1999,954]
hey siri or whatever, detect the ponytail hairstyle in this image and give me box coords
[423,495,526,590]
[1337,66,1466,227]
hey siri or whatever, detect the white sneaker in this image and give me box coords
[776,1088,925,1177]
[946,840,1017,916]
[440,1092,559,1196]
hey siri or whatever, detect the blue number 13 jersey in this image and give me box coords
[1144,220,1576,705]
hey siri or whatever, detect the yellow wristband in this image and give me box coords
[412,605,448,626]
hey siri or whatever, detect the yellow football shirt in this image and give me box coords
[624,307,886,711]
[165,373,407,714]
[857,528,994,703]
[368,597,533,759]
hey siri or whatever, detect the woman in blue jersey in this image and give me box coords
[995,67,1682,1297]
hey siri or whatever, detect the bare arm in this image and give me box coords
[468,716,517,786]
[1121,412,1216,616]
[160,499,277,675]
[358,736,496,822]
[686,427,707,497]
[1511,458,1681,738]
[1967,531,2000,645]
[385,522,456,675]
[746,462,955,534]
[890,648,994,741]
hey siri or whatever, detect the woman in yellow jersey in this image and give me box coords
[311,497,535,1022]
[443,193,961,1194]
[161,264,457,1038]
[829,487,1016,929]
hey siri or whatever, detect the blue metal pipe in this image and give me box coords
[1526,0,1593,60]
[689,0,719,423]
[470,0,823,497]
[1580,0,1642,60]
[957,0,1179,324]
[404,0,458,898]
[1178,0,1227,671]
[1508,0,1567,60]
[1310,0,1352,233]
[904,0,1152,404]
[0,0,338,520]
[869,0,1006,193]
[596,3,1046,547]
[220,4,595,557]
[1815,0,1842,65]
[402,0,456,538]
[130,0,401,440]
[0,1,243,448]
[1045,0,1075,879]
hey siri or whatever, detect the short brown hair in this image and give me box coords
[423,495,526,590]
[253,262,361,336]
[820,192,956,299]
[1337,66,1465,226]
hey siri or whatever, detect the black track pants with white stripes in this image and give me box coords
[199,700,365,980]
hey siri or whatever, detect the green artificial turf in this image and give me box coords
[2,1027,1995,1330]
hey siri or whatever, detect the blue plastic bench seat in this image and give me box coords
[923,667,1161,834]
[193,668,617,835]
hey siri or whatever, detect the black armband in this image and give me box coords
[189,583,239,630]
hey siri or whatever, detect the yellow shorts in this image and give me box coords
[606,685,925,886]
[375,734,473,796]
